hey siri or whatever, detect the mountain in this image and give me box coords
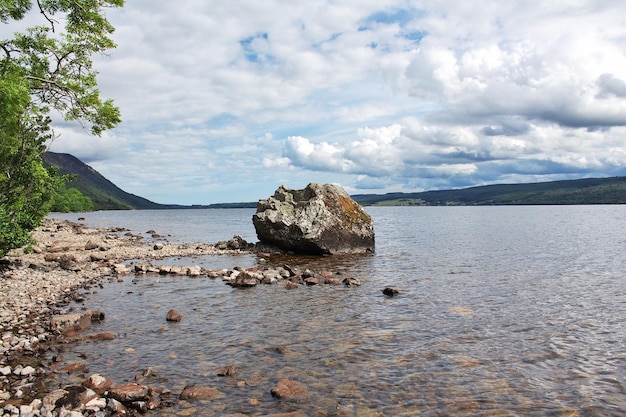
[43,151,626,209]
[352,176,626,206]
[43,152,170,210]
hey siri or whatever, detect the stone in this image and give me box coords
[51,312,91,335]
[228,271,258,288]
[304,277,319,286]
[259,412,307,417]
[84,240,99,250]
[55,385,88,409]
[108,383,150,402]
[61,362,88,374]
[270,378,309,400]
[382,287,400,296]
[87,332,117,341]
[42,389,68,409]
[86,309,105,322]
[187,265,203,276]
[217,364,237,376]
[20,366,36,376]
[253,183,375,255]
[285,282,299,290]
[343,277,361,286]
[106,398,127,414]
[85,396,107,409]
[179,385,224,400]
[83,374,113,395]
[166,309,183,322]
[113,263,131,275]
[19,405,35,417]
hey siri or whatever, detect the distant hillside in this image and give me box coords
[352,176,626,206]
[43,152,169,210]
[42,151,626,209]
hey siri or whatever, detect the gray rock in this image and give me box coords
[253,183,375,254]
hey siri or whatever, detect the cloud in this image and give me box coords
[29,0,626,203]
[597,73,626,98]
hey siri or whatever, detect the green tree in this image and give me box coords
[51,186,94,212]
[0,0,123,256]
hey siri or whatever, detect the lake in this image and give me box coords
[48,206,626,416]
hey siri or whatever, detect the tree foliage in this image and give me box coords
[50,185,94,212]
[0,0,123,256]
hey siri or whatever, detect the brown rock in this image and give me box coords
[108,383,150,402]
[229,271,258,288]
[51,312,92,334]
[61,362,88,374]
[304,277,319,286]
[270,378,309,400]
[166,309,183,322]
[217,364,238,377]
[285,282,299,290]
[55,385,88,409]
[87,332,117,341]
[86,309,105,321]
[106,398,127,414]
[83,374,113,395]
[179,385,224,400]
[42,389,68,409]
[260,412,307,417]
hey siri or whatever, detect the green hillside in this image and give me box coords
[43,152,169,210]
[352,177,626,206]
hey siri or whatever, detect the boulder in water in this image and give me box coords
[252,183,374,255]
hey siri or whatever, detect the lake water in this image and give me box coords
[48,206,626,416]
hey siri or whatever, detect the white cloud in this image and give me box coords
[32,0,626,202]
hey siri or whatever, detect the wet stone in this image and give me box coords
[166,309,183,322]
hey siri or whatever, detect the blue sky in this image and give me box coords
[39,0,626,204]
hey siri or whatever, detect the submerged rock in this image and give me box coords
[179,385,224,400]
[382,287,400,297]
[270,378,309,400]
[253,183,375,255]
[165,309,183,322]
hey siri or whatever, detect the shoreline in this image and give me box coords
[0,218,255,416]
[0,218,358,417]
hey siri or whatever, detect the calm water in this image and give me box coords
[48,206,626,416]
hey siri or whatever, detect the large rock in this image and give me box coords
[253,183,374,254]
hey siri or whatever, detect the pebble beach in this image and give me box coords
[0,218,253,417]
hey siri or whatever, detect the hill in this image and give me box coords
[43,152,170,210]
[351,176,626,206]
[43,151,626,209]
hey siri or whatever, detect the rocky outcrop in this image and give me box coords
[252,183,375,255]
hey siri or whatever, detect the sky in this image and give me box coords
[32,1,626,204]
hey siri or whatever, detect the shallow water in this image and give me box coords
[48,206,626,416]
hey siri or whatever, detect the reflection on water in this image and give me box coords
[47,206,626,416]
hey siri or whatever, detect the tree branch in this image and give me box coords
[37,0,58,32]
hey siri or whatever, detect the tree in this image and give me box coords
[50,185,94,212]
[0,0,122,256]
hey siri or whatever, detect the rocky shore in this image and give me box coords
[0,218,361,417]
